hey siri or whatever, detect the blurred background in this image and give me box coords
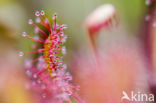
[0,0,152,103]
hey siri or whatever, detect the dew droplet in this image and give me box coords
[37,79,41,84]
[56,24,59,29]
[65,72,72,81]
[24,58,32,69]
[53,13,57,20]
[45,18,48,23]
[28,19,33,24]
[42,93,47,98]
[35,17,41,23]
[62,46,66,55]
[153,22,156,27]
[32,81,36,86]
[60,24,68,30]
[62,64,67,70]
[51,72,57,77]
[25,82,30,90]
[62,35,67,43]
[33,74,37,79]
[39,56,44,62]
[35,11,40,16]
[34,28,39,33]
[26,70,32,77]
[145,0,151,5]
[145,15,151,21]
[22,32,27,37]
[59,32,64,36]
[41,10,45,15]
[60,93,68,99]
[58,60,63,65]
[34,35,39,39]
[19,51,24,56]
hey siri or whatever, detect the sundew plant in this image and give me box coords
[19,10,83,103]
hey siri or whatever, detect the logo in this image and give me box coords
[121,91,154,102]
